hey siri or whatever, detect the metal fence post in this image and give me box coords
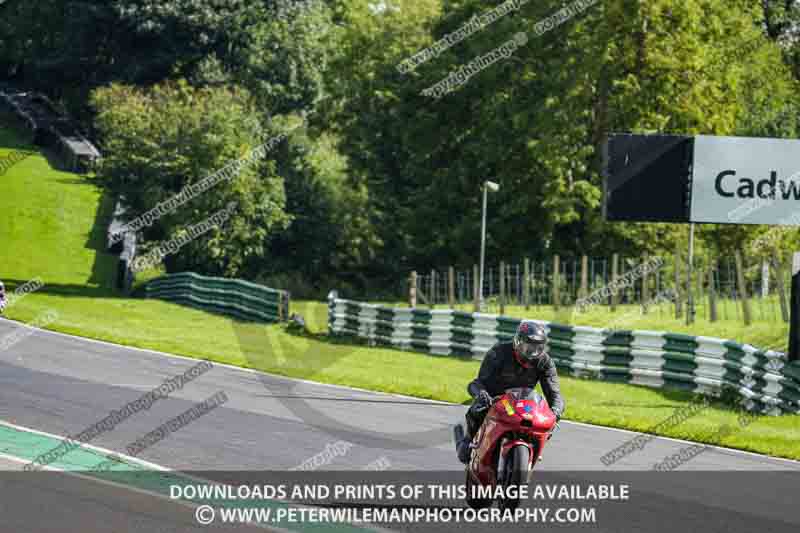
[473,264,480,312]
[708,263,718,322]
[499,261,506,315]
[409,271,417,307]
[735,250,752,326]
[579,255,588,301]
[553,255,561,311]
[524,257,530,310]
[773,252,790,323]
[430,269,436,309]
[611,253,618,312]
[448,266,455,309]
[642,253,650,314]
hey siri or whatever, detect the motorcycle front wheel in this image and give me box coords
[464,470,493,510]
[497,445,530,512]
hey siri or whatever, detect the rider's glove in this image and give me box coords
[475,390,492,409]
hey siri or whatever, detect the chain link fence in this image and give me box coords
[406,253,792,324]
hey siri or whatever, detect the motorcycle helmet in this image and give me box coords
[512,320,548,367]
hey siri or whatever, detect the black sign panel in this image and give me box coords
[602,134,693,223]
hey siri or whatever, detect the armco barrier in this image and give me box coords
[328,297,800,415]
[146,272,289,323]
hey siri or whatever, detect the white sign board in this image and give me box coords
[690,135,800,225]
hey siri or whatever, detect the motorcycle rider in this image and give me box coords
[455,320,565,464]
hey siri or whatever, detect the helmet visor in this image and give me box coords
[517,339,546,362]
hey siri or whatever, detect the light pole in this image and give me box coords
[480,180,500,312]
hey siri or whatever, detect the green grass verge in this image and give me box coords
[2,118,799,462]
[0,114,118,296]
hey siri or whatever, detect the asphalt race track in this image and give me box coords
[0,459,263,533]
[1,317,798,533]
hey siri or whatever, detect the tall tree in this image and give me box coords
[332,0,798,275]
[92,81,290,276]
[1,0,336,122]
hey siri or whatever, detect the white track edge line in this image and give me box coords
[0,418,389,533]
[0,451,60,471]
[0,419,169,471]
[0,451,283,532]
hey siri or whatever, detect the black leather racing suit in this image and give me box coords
[465,341,565,438]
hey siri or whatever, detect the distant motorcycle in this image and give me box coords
[457,388,558,511]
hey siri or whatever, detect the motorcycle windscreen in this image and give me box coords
[506,388,556,430]
[503,387,542,402]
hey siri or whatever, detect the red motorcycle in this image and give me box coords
[458,388,558,511]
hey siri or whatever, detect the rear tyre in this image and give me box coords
[498,445,530,511]
[464,470,493,510]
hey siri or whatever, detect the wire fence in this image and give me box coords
[407,253,792,324]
